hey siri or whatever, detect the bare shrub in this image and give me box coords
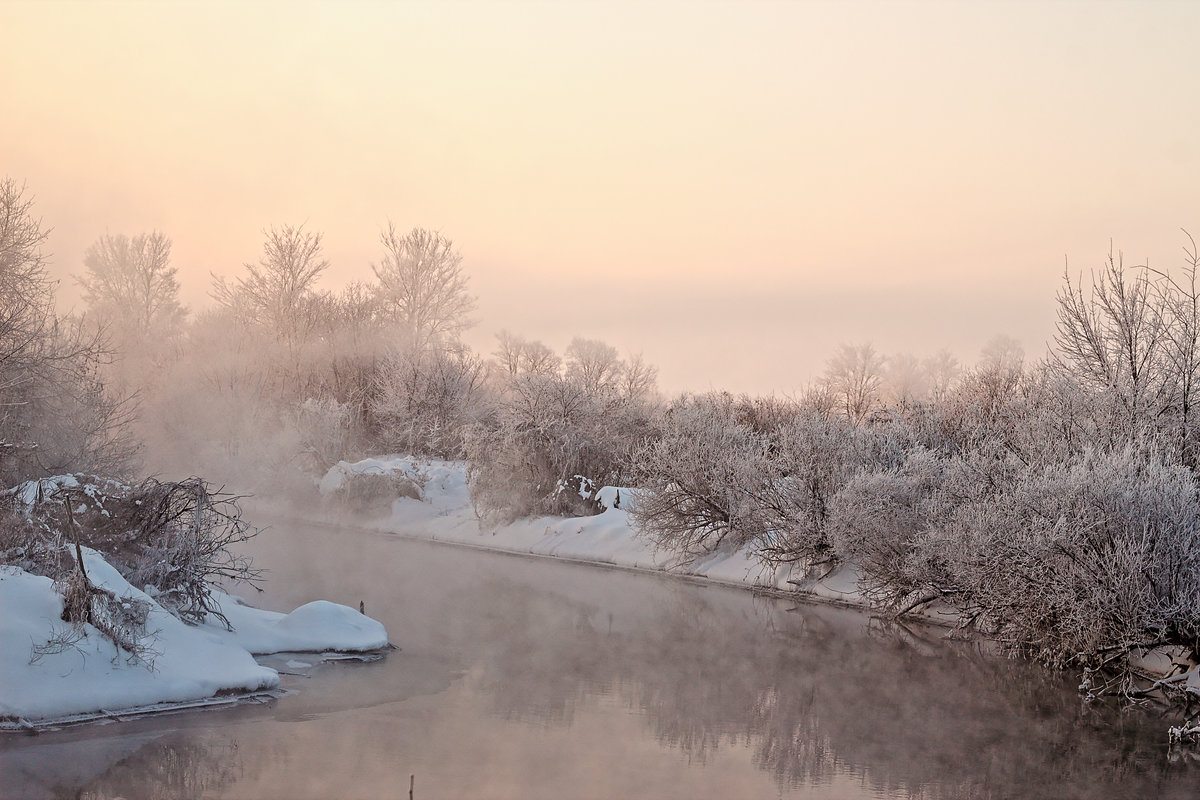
[14,476,261,629]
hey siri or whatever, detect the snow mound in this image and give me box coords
[206,594,390,653]
[0,550,390,723]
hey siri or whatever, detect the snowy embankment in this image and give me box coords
[0,549,387,728]
[319,457,864,606]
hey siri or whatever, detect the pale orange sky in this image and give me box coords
[4,0,1199,393]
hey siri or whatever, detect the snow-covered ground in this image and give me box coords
[0,547,388,727]
[319,456,865,606]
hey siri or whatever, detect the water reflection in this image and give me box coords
[80,739,244,800]
[438,570,1194,798]
[3,527,1198,799]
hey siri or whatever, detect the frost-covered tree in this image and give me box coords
[211,224,329,344]
[467,339,658,522]
[491,330,561,378]
[0,179,135,484]
[1150,233,1200,469]
[923,348,962,405]
[821,342,885,424]
[564,337,623,396]
[372,225,476,347]
[78,231,184,340]
[1053,253,1169,441]
[882,352,929,405]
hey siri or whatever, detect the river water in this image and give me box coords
[2,517,1196,799]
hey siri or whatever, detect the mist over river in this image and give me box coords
[2,516,1195,799]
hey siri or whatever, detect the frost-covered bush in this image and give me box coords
[631,395,899,565]
[371,341,488,459]
[752,410,897,564]
[831,443,1200,668]
[826,448,951,605]
[467,367,656,523]
[936,447,1200,666]
[628,394,767,558]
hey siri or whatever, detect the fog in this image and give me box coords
[6,1,1200,394]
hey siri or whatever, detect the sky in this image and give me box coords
[4,0,1199,394]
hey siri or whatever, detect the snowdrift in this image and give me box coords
[0,548,388,726]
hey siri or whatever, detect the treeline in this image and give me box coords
[7,174,1200,700]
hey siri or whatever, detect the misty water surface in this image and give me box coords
[2,516,1196,799]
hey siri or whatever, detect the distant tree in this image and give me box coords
[372,224,476,346]
[492,330,525,376]
[620,352,659,404]
[883,352,929,405]
[491,330,561,378]
[980,334,1025,376]
[564,337,622,396]
[77,231,184,340]
[923,349,962,405]
[212,224,329,344]
[822,343,886,424]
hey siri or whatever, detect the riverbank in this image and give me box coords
[315,456,889,611]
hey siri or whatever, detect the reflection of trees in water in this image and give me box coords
[448,576,1195,799]
[79,738,249,800]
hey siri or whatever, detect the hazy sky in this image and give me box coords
[4,0,1199,394]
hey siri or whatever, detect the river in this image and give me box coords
[2,516,1196,799]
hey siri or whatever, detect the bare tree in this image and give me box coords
[821,343,886,424]
[0,178,137,484]
[372,224,476,346]
[491,330,561,378]
[78,232,184,339]
[492,329,526,376]
[923,348,962,405]
[564,337,622,396]
[883,352,929,405]
[621,351,659,404]
[212,224,329,344]
[0,178,54,375]
[1150,232,1200,469]
[1053,251,1171,439]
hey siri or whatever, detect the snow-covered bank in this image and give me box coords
[319,456,865,606]
[0,547,388,727]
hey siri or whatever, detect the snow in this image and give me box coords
[320,456,825,595]
[203,591,389,654]
[0,548,389,724]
